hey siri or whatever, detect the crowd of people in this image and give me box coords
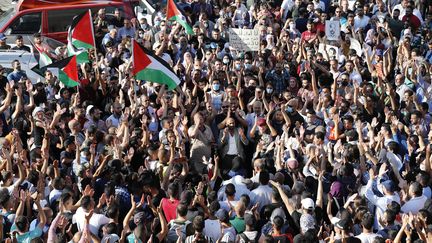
[0,0,431,242]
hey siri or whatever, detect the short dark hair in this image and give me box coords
[361,213,374,230]
[225,183,236,196]
[259,171,270,185]
[81,196,93,210]
[177,203,188,217]
[193,216,205,232]
[16,35,23,40]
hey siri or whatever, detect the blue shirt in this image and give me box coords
[11,224,42,243]
[7,70,27,83]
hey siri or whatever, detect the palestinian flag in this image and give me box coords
[30,41,52,68]
[132,40,180,90]
[67,40,89,64]
[69,10,96,49]
[166,0,193,35]
[45,56,79,87]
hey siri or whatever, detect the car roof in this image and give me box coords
[17,0,138,11]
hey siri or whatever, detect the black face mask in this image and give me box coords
[249,86,256,91]
[342,80,349,86]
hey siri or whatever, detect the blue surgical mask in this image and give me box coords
[286,106,293,113]
[154,20,161,27]
[235,64,241,70]
[223,59,230,64]
[266,88,273,94]
[213,84,220,90]
[244,63,252,70]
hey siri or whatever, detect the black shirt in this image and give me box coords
[11,45,31,52]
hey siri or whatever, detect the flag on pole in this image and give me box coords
[132,40,180,90]
[67,10,95,63]
[69,10,96,49]
[166,0,194,35]
[45,56,79,87]
[67,40,89,64]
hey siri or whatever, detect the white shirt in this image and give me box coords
[364,179,400,230]
[204,219,221,242]
[227,133,238,155]
[220,200,239,216]
[106,114,121,128]
[348,71,362,85]
[218,176,251,201]
[354,15,370,31]
[356,232,381,243]
[250,185,273,211]
[73,207,110,236]
[401,195,428,214]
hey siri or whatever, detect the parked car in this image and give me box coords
[0,36,64,83]
[0,0,157,43]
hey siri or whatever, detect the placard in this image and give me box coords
[228,28,260,51]
[350,38,363,56]
[325,20,340,41]
[318,43,340,60]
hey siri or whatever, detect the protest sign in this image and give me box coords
[228,28,260,51]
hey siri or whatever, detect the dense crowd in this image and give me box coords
[0,0,431,242]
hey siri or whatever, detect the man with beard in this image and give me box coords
[106,102,122,128]
[218,118,248,177]
[84,105,107,133]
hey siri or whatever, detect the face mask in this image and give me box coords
[139,33,144,38]
[244,63,252,70]
[235,64,241,70]
[266,88,273,94]
[341,80,349,86]
[286,107,293,113]
[154,20,161,27]
[223,59,230,64]
[213,84,220,90]
[141,24,147,29]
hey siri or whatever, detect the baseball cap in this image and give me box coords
[0,33,6,41]
[86,105,95,117]
[335,218,351,230]
[301,198,315,210]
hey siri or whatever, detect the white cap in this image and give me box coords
[86,105,94,117]
[32,106,44,117]
[301,198,315,210]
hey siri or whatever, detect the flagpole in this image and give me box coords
[88,9,100,78]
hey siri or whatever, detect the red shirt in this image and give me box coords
[315,22,325,33]
[301,31,316,43]
[161,198,180,222]
[402,15,421,30]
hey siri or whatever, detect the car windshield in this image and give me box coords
[0,8,15,30]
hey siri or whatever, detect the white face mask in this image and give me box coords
[289,23,296,29]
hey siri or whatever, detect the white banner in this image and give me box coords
[228,28,260,51]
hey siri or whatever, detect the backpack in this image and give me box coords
[238,232,260,243]
[166,219,192,243]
